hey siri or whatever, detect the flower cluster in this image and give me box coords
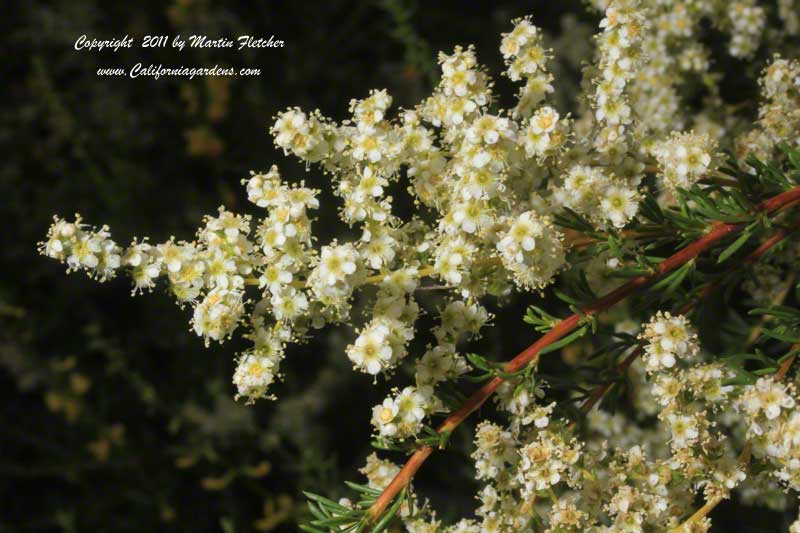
[778,0,800,35]
[496,211,565,289]
[725,1,766,59]
[632,309,800,512]
[517,430,582,498]
[41,215,121,282]
[371,386,439,440]
[359,453,401,491]
[46,5,791,408]
[468,415,584,532]
[521,106,569,160]
[500,16,554,119]
[347,314,414,376]
[591,0,646,152]
[651,131,718,191]
[41,3,800,530]
[737,57,800,163]
[375,305,796,531]
[639,311,700,372]
[738,378,800,489]
[552,165,640,229]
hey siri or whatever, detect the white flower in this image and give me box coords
[496,211,565,290]
[600,184,639,228]
[359,453,400,491]
[347,326,392,375]
[270,288,308,321]
[652,131,717,191]
[318,244,358,285]
[639,312,699,373]
[192,289,244,344]
[371,397,399,437]
[233,353,277,403]
[396,386,428,424]
[667,413,699,449]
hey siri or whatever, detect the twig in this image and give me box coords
[575,220,800,416]
[775,352,797,381]
[577,346,642,416]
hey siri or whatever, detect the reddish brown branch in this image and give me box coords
[574,286,710,418]
[577,347,642,416]
[776,355,797,381]
[775,345,800,381]
[577,220,800,416]
[366,186,800,524]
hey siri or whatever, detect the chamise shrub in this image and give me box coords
[40,1,800,531]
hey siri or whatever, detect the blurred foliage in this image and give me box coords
[1,0,793,531]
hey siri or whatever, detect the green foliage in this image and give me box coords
[300,486,407,533]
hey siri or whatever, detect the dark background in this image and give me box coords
[0,1,792,531]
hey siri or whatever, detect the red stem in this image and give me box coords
[577,219,800,415]
[366,186,800,524]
